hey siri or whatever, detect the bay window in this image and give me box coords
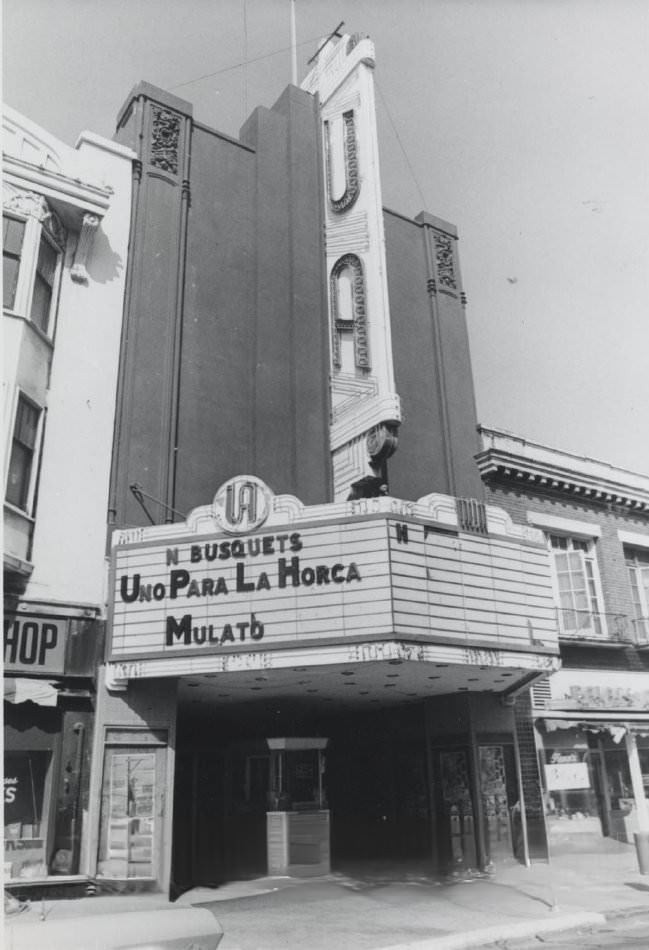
[2,197,64,336]
[6,394,42,513]
[2,215,25,309]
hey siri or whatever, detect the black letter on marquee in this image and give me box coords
[166,614,192,646]
[120,574,141,603]
[278,557,300,588]
[395,523,409,544]
[170,569,190,598]
[236,563,255,593]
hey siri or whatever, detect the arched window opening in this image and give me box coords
[330,254,370,372]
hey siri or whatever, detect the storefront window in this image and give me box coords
[540,728,599,825]
[4,751,51,881]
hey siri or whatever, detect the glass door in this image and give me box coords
[479,744,518,863]
[97,743,167,887]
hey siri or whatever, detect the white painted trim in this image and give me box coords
[618,530,649,550]
[527,511,602,538]
[74,131,136,161]
[106,639,559,688]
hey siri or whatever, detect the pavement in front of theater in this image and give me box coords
[6,837,649,950]
[176,837,649,950]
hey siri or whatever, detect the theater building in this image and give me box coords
[3,107,133,889]
[478,427,649,856]
[91,34,561,895]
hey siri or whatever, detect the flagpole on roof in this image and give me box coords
[290,0,298,85]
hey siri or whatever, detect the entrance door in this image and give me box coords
[479,745,518,863]
[97,742,167,889]
[230,753,270,877]
[433,747,477,871]
[172,751,225,892]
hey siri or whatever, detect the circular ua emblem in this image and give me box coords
[213,475,273,534]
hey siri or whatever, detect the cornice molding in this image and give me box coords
[3,157,111,219]
[477,426,649,512]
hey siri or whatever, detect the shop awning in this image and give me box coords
[541,715,649,743]
[4,678,58,706]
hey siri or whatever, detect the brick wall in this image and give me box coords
[485,479,649,642]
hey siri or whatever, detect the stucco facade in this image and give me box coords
[3,105,134,889]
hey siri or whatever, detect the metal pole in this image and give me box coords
[511,705,531,867]
[290,0,298,85]
[626,729,649,830]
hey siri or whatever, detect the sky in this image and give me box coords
[4,0,648,474]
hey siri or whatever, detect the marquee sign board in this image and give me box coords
[110,518,393,659]
[108,477,559,664]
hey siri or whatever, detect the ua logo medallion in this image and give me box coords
[213,475,272,534]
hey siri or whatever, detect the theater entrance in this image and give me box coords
[170,696,431,894]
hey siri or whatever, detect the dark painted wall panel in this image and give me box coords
[276,89,332,504]
[385,211,483,502]
[246,106,294,491]
[110,83,330,533]
[241,88,330,504]
[176,129,256,513]
[384,212,450,499]
[114,170,187,527]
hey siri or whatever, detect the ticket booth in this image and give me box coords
[266,738,329,878]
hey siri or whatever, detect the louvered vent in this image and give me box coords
[531,679,552,709]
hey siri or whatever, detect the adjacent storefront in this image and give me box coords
[4,607,103,889]
[96,476,560,892]
[536,670,649,851]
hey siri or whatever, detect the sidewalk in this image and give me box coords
[6,841,649,950]
[177,840,649,950]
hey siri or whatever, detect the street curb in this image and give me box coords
[378,911,606,950]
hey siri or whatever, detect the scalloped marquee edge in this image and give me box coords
[112,479,544,548]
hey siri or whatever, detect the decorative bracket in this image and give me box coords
[71,213,101,284]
